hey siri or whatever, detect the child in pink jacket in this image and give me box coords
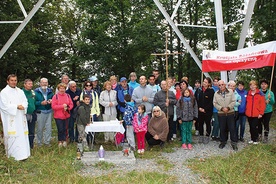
[133,104,148,154]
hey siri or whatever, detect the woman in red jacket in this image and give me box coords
[245,80,265,144]
[52,83,73,147]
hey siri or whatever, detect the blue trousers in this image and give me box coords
[55,118,69,141]
[236,114,246,139]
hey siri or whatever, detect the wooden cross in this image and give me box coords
[151,32,182,81]
[151,32,182,118]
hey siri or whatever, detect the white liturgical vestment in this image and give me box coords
[0,85,30,161]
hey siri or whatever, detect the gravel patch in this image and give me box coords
[79,125,276,184]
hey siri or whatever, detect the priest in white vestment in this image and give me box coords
[0,74,30,161]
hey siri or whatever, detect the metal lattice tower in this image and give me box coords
[153,0,256,82]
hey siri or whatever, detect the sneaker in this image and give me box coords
[62,141,67,147]
[182,144,187,149]
[137,149,141,154]
[187,144,193,150]
[141,149,145,154]
[253,142,259,145]
[248,140,253,144]
[173,134,177,139]
[195,130,199,136]
[58,142,62,148]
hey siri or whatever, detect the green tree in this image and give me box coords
[76,0,166,81]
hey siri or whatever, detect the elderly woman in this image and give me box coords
[52,83,73,148]
[245,80,266,144]
[99,81,118,142]
[228,81,241,121]
[128,72,139,89]
[145,106,169,149]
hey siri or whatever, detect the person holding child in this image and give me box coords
[121,94,136,151]
[176,89,198,150]
[133,104,149,154]
[76,94,91,150]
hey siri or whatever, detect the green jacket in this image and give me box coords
[22,88,36,114]
[263,90,275,113]
[76,102,91,126]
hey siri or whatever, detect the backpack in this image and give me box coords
[72,105,81,120]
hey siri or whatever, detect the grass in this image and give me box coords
[187,119,276,184]
[187,144,276,184]
[0,117,276,183]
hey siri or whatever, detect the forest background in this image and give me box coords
[0,0,275,91]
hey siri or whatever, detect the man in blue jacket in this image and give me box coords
[35,78,54,147]
[117,77,134,118]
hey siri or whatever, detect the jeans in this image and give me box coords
[180,121,193,144]
[68,115,75,141]
[211,112,220,138]
[218,114,237,143]
[26,112,37,149]
[236,114,246,139]
[55,118,69,141]
[37,112,52,145]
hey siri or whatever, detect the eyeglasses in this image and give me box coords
[153,110,160,112]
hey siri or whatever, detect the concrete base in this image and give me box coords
[81,151,136,165]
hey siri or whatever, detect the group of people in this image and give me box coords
[0,70,274,160]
